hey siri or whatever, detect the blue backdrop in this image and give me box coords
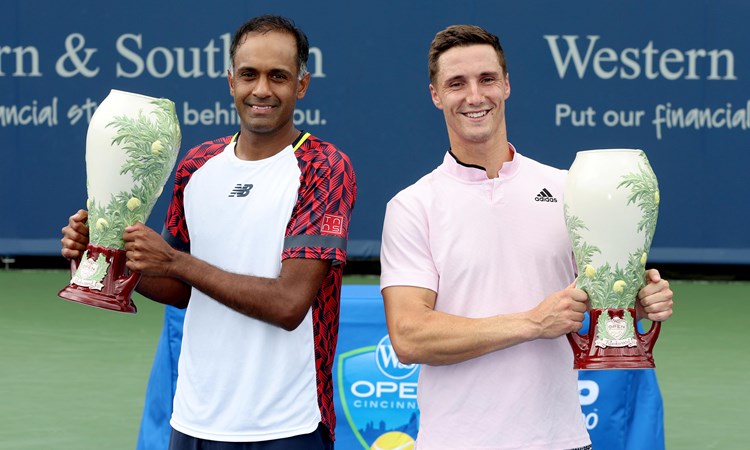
[1,0,749,263]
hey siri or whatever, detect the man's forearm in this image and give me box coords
[135,275,191,308]
[164,251,330,331]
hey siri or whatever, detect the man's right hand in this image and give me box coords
[528,282,589,339]
[61,209,89,260]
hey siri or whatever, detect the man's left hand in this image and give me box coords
[636,268,674,322]
[123,223,176,277]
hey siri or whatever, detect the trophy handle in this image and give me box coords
[567,330,589,355]
[638,319,661,353]
[114,270,142,296]
[69,257,80,278]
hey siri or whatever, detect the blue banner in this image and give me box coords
[2,0,748,262]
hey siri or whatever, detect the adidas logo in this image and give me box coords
[535,188,558,202]
[228,183,253,198]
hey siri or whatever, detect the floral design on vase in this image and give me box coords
[86,98,181,250]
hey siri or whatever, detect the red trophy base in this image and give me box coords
[567,308,661,370]
[58,244,141,313]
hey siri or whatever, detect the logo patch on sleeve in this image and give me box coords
[321,214,344,235]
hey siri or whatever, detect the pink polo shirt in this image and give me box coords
[380,147,590,450]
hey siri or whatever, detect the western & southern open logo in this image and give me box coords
[337,335,420,449]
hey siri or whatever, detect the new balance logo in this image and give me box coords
[535,188,558,202]
[228,184,253,198]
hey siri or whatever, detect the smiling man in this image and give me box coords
[62,15,356,450]
[379,25,673,450]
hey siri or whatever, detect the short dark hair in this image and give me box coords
[428,25,507,84]
[229,15,310,78]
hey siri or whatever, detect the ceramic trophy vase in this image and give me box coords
[564,149,660,369]
[58,89,181,313]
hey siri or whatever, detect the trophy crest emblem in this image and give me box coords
[70,251,110,291]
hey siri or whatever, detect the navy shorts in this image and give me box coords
[168,423,333,450]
